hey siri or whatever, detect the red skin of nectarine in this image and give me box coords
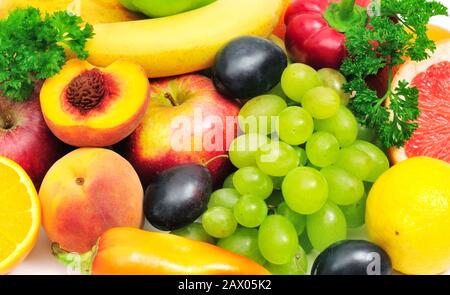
[117,74,240,188]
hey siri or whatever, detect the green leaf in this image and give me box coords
[341,0,447,148]
[0,8,94,101]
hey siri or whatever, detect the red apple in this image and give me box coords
[0,87,69,188]
[116,74,240,187]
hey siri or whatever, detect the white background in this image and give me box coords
[9,1,450,275]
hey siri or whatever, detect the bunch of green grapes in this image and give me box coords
[172,64,389,275]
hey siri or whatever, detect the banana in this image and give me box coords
[86,0,286,78]
[0,0,143,23]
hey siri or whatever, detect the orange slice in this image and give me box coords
[426,24,450,42]
[0,156,41,274]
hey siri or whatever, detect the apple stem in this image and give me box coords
[203,154,229,168]
[235,99,245,106]
[164,92,178,106]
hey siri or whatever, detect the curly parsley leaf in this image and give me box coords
[379,80,420,147]
[0,8,94,101]
[341,0,447,148]
[382,0,448,61]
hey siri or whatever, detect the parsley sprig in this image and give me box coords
[0,8,94,100]
[341,0,447,148]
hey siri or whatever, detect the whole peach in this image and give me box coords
[39,148,144,253]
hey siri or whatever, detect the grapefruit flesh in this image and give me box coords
[389,40,450,163]
[405,61,450,162]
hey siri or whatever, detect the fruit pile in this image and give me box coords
[163,63,390,274]
[0,0,450,276]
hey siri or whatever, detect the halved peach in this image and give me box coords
[40,59,150,147]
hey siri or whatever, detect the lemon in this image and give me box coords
[0,157,41,274]
[366,156,450,274]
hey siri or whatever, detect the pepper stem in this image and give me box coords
[323,0,367,33]
[52,243,96,275]
[339,0,357,20]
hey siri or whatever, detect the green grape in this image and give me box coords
[298,230,314,254]
[306,202,347,251]
[305,132,340,167]
[357,124,377,142]
[320,166,364,205]
[340,193,367,228]
[334,147,374,181]
[238,94,287,134]
[223,172,235,188]
[268,82,291,103]
[306,161,321,170]
[276,202,306,235]
[317,68,350,106]
[350,140,389,182]
[208,188,241,209]
[233,195,268,228]
[202,207,237,238]
[282,167,328,214]
[265,190,284,209]
[233,167,273,199]
[217,227,266,265]
[265,245,308,275]
[256,141,299,176]
[171,223,216,244]
[301,86,340,119]
[314,106,358,147]
[271,176,284,190]
[229,133,269,168]
[258,215,298,265]
[281,63,323,102]
[294,146,308,166]
[287,100,300,107]
[276,106,314,145]
[374,139,387,153]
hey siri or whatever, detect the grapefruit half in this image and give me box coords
[389,39,450,164]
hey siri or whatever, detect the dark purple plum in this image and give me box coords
[144,164,212,231]
[212,36,288,99]
[312,240,392,275]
